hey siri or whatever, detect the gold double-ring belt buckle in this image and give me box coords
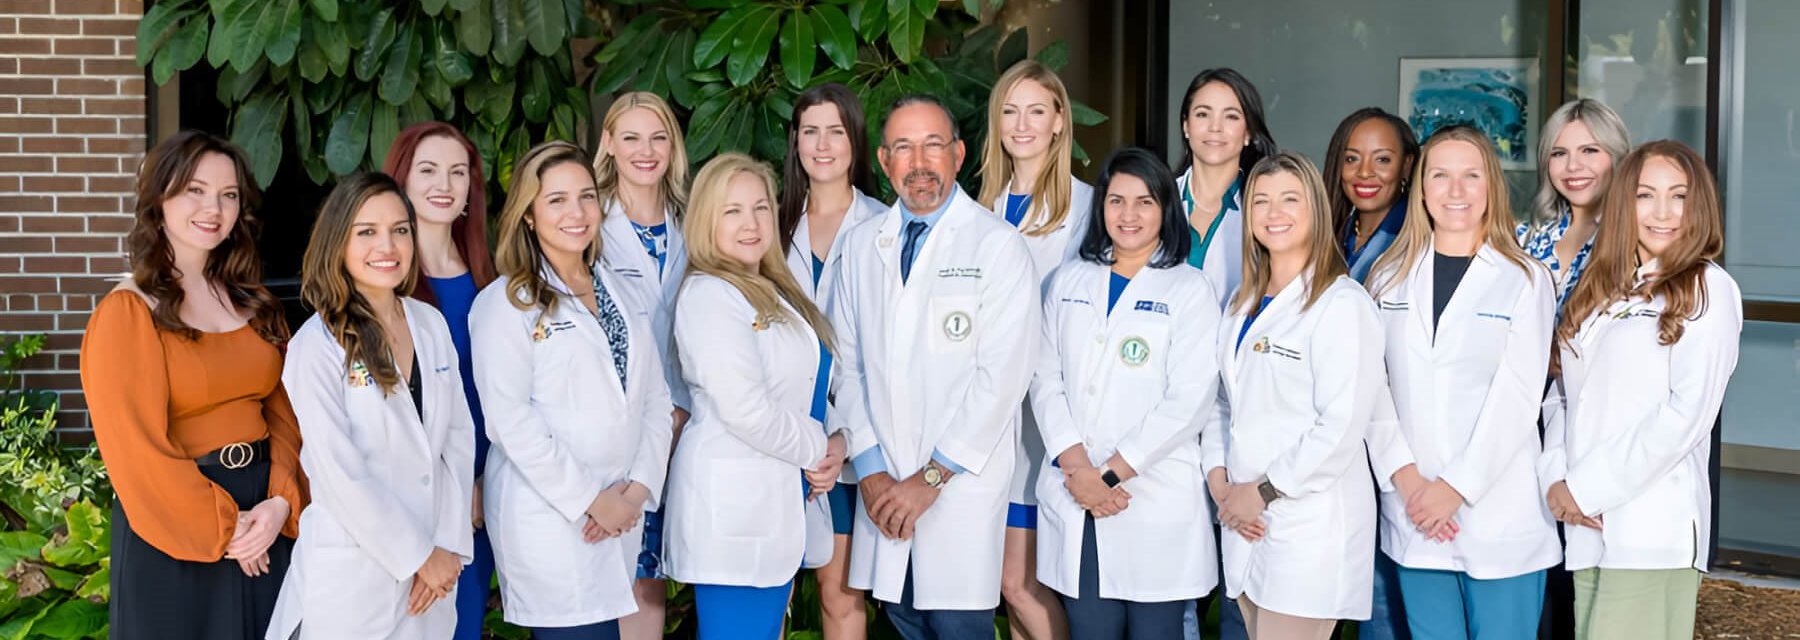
[220,442,254,470]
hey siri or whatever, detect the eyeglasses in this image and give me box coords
[886,139,952,160]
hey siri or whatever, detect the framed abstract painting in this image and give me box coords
[1399,57,1541,170]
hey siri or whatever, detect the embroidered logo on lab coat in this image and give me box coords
[532,317,578,342]
[347,361,373,387]
[943,311,973,341]
[1251,337,1270,353]
[1132,300,1170,315]
[1120,336,1151,366]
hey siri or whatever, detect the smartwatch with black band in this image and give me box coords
[1257,479,1284,504]
[1100,467,1122,488]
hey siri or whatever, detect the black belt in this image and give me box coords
[195,439,268,469]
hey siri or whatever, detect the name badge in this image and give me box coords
[1133,300,1170,315]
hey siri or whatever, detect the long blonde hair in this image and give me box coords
[977,60,1075,237]
[1232,151,1346,314]
[684,153,835,351]
[1368,125,1536,297]
[495,141,600,316]
[300,172,419,395]
[1530,99,1631,228]
[595,92,690,218]
[1557,140,1723,351]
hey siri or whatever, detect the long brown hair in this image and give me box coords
[595,92,689,219]
[1368,125,1536,297]
[496,141,601,316]
[1557,140,1723,350]
[300,172,419,395]
[383,121,496,305]
[779,83,875,255]
[1232,151,1346,315]
[977,60,1076,237]
[685,153,834,351]
[127,130,286,344]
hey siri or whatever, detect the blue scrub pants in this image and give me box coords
[1060,514,1186,639]
[693,578,795,640]
[1364,551,1414,639]
[884,563,994,640]
[530,621,620,640]
[452,528,494,640]
[1394,566,1546,639]
[1186,524,1247,640]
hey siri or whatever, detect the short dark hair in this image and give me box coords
[1079,147,1190,269]
[1176,68,1277,175]
[882,94,959,143]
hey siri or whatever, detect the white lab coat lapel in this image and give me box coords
[787,188,884,307]
[541,264,629,403]
[1177,171,1245,307]
[1225,270,1307,384]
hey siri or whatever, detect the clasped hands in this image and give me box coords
[1545,480,1601,530]
[806,434,849,501]
[1207,468,1268,542]
[407,547,462,616]
[1390,464,1463,543]
[583,480,649,544]
[224,496,289,578]
[859,463,945,541]
[1058,446,1131,518]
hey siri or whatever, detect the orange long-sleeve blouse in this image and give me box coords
[79,290,307,562]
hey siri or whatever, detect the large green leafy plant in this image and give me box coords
[136,0,596,191]
[0,335,113,639]
[591,0,1105,193]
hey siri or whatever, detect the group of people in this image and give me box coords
[79,60,1741,640]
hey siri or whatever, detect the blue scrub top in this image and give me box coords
[425,272,488,475]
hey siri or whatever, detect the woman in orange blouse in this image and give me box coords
[79,130,307,639]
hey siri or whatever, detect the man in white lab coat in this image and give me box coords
[831,95,1039,639]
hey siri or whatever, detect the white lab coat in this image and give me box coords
[663,274,827,587]
[784,187,885,567]
[1031,260,1221,602]
[599,200,692,410]
[1363,243,1562,579]
[266,300,475,640]
[1174,171,1244,309]
[1201,272,1381,620]
[991,176,1096,506]
[1540,261,1741,572]
[831,187,1038,610]
[470,266,674,627]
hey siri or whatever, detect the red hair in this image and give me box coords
[382,121,497,305]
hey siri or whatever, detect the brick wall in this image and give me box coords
[1,0,147,435]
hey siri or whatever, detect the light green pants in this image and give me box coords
[1572,567,1701,640]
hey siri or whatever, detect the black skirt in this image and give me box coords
[109,456,294,640]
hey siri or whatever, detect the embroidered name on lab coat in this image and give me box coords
[1132,300,1170,315]
[1475,312,1512,321]
[1378,300,1410,311]
[433,364,451,373]
[1058,297,1093,307]
[614,267,647,279]
[937,267,983,279]
[1254,339,1302,361]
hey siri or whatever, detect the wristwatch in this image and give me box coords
[1100,467,1122,488]
[1257,479,1284,504]
[923,461,951,488]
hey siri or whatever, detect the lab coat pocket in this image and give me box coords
[710,459,780,538]
[302,546,404,635]
[343,385,392,451]
[1601,465,1698,557]
[927,295,980,354]
[1113,321,1170,375]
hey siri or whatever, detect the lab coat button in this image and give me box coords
[421,475,431,486]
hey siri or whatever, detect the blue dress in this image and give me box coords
[426,273,497,640]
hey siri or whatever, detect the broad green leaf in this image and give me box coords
[522,60,551,123]
[778,10,815,88]
[723,101,756,153]
[754,101,786,160]
[309,0,336,21]
[634,29,674,95]
[686,68,725,83]
[465,75,516,127]
[235,0,284,72]
[664,30,697,108]
[151,13,208,85]
[596,12,658,65]
[370,101,399,168]
[291,92,315,155]
[496,126,530,191]
[551,103,576,142]
[956,23,1001,59]
[997,26,1027,70]
[319,15,350,70]
[401,90,435,128]
[420,62,453,109]
[962,0,980,18]
[1072,139,1090,166]
[0,599,52,640]
[214,0,261,72]
[219,57,265,103]
[205,6,233,68]
[686,94,734,158]
[305,71,346,113]
[420,0,447,17]
[431,20,475,86]
[0,531,48,573]
[230,90,288,187]
[848,0,884,41]
[30,599,106,639]
[40,564,84,591]
[520,0,566,56]
[40,502,108,568]
[808,5,854,71]
[264,0,304,66]
[692,7,747,69]
[74,564,108,600]
[379,25,422,105]
[297,24,328,82]
[590,43,649,95]
[491,0,529,65]
[886,3,923,64]
[1033,40,1069,71]
[354,6,397,80]
[1070,101,1108,126]
[726,6,779,87]
[456,0,492,57]
[325,91,374,174]
[135,3,195,66]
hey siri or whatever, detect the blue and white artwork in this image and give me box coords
[1399,58,1540,170]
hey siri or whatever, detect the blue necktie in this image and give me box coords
[899,220,927,283]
